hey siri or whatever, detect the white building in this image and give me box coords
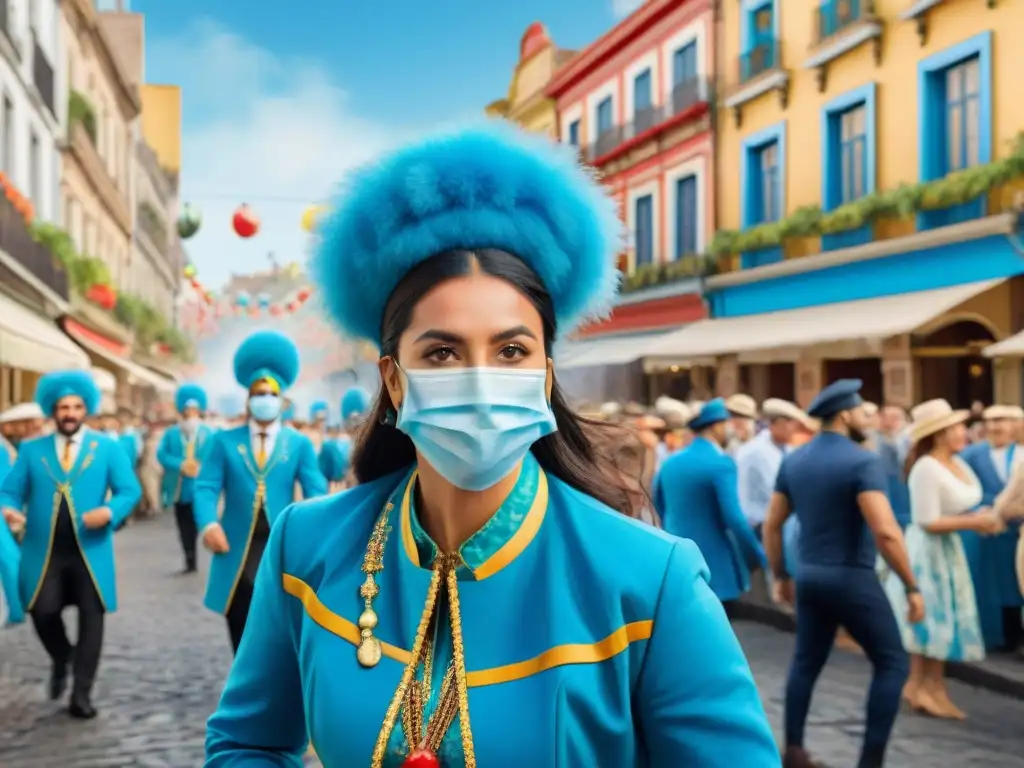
[0,0,63,222]
[132,139,179,322]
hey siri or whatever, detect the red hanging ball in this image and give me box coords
[402,749,439,768]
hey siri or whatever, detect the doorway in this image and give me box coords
[914,320,997,407]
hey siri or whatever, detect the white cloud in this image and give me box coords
[612,0,646,18]
[146,20,406,291]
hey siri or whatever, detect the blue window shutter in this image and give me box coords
[635,195,654,266]
[675,176,697,257]
[634,70,652,113]
[568,120,580,147]
[597,97,613,134]
[673,43,697,86]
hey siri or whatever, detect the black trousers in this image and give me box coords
[174,502,198,571]
[225,509,271,654]
[785,565,909,768]
[30,504,105,698]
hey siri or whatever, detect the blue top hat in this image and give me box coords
[688,398,731,431]
[807,379,863,420]
[35,370,101,416]
[233,331,301,392]
[175,383,208,414]
[312,122,622,345]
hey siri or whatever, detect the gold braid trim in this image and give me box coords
[446,564,476,767]
[370,564,444,768]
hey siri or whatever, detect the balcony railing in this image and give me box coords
[815,0,871,43]
[738,40,782,85]
[32,34,55,117]
[584,78,711,163]
[0,195,69,299]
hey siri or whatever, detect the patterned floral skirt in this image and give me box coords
[883,525,985,662]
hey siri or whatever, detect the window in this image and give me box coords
[753,142,780,224]
[822,84,875,213]
[633,69,652,116]
[945,58,980,172]
[596,96,613,135]
[634,195,654,267]
[1,95,12,175]
[567,119,580,147]
[29,132,40,205]
[838,105,866,203]
[674,42,697,87]
[675,176,698,257]
[742,1,777,80]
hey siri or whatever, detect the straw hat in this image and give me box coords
[0,402,44,423]
[982,404,1024,421]
[908,399,970,444]
[862,401,879,417]
[655,396,691,426]
[762,398,804,421]
[725,394,757,420]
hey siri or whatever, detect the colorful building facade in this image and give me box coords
[647,0,1024,408]
[544,0,715,402]
[486,23,574,136]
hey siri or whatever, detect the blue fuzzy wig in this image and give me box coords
[341,387,371,421]
[233,331,301,392]
[309,400,329,420]
[312,122,622,344]
[35,370,102,415]
[175,383,208,414]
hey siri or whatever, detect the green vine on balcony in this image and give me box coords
[68,90,97,144]
[621,253,718,293]
[29,222,110,294]
[115,293,194,362]
[709,131,1024,256]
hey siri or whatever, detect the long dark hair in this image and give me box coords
[351,248,631,513]
[903,433,936,481]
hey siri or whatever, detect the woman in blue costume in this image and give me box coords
[205,124,779,768]
[0,445,24,626]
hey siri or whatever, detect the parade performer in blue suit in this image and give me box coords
[0,370,141,718]
[157,383,216,574]
[654,398,767,608]
[193,330,328,653]
[204,124,777,768]
[764,379,919,768]
[319,388,368,492]
[0,445,23,626]
[960,404,1024,652]
[309,400,329,426]
[341,385,371,427]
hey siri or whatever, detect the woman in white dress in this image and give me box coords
[885,399,1005,719]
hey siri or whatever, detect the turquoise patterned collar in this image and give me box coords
[409,452,540,580]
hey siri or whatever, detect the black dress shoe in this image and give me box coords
[68,695,97,719]
[48,662,68,700]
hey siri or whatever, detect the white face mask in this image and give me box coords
[183,416,201,434]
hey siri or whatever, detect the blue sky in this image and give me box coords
[106,0,642,290]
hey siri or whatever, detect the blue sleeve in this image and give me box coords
[0,520,23,624]
[711,459,766,568]
[157,430,183,471]
[855,454,888,495]
[0,450,29,511]
[194,435,227,531]
[296,438,328,499]
[637,541,779,766]
[652,468,665,518]
[205,507,306,766]
[773,457,790,499]
[106,440,143,527]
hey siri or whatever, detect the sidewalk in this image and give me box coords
[734,579,1024,700]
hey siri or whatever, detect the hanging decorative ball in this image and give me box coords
[285,261,302,279]
[232,204,259,238]
[286,302,298,313]
[177,203,202,239]
[257,292,272,309]
[301,204,328,233]
[235,291,250,308]
[249,306,260,317]
[183,264,197,279]
[270,305,282,316]
[296,287,312,303]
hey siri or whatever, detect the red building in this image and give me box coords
[544,0,714,401]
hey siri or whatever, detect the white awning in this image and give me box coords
[644,279,1003,361]
[72,335,176,395]
[91,367,117,394]
[557,329,682,370]
[0,294,90,372]
[984,330,1024,358]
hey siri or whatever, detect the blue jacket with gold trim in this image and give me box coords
[157,423,216,507]
[205,465,779,767]
[0,428,142,612]
[193,424,328,615]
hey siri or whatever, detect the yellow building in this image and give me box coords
[652,0,1024,409]
[140,85,183,176]
[486,23,575,135]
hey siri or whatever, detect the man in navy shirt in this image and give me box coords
[764,379,923,768]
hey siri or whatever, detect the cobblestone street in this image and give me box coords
[1,514,1023,767]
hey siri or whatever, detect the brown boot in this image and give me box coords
[783,746,826,768]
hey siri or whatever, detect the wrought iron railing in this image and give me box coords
[0,195,69,299]
[815,0,871,43]
[738,40,781,85]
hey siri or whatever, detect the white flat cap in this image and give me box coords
[983,404,1024,421]
[725,394,757,419]
[655,396,691,424]
[762,398,805,421]
[0,402,44,423]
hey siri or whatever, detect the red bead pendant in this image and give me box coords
[402,749,439,768]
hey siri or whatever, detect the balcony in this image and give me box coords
[724,41,789,126]
[805,1,883,91]
[32,34,55,117]
[583,78,712,168]
[66,122,132,236]
[0,194,69,299]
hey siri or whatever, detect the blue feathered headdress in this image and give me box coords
[309,400,328,420]
[175,383,208,414]
[312,122,622,344]
[233,331,301,392]
[35,370,102,415]
[341,387,371,421]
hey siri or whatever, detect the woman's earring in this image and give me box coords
[379,408,397,426]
